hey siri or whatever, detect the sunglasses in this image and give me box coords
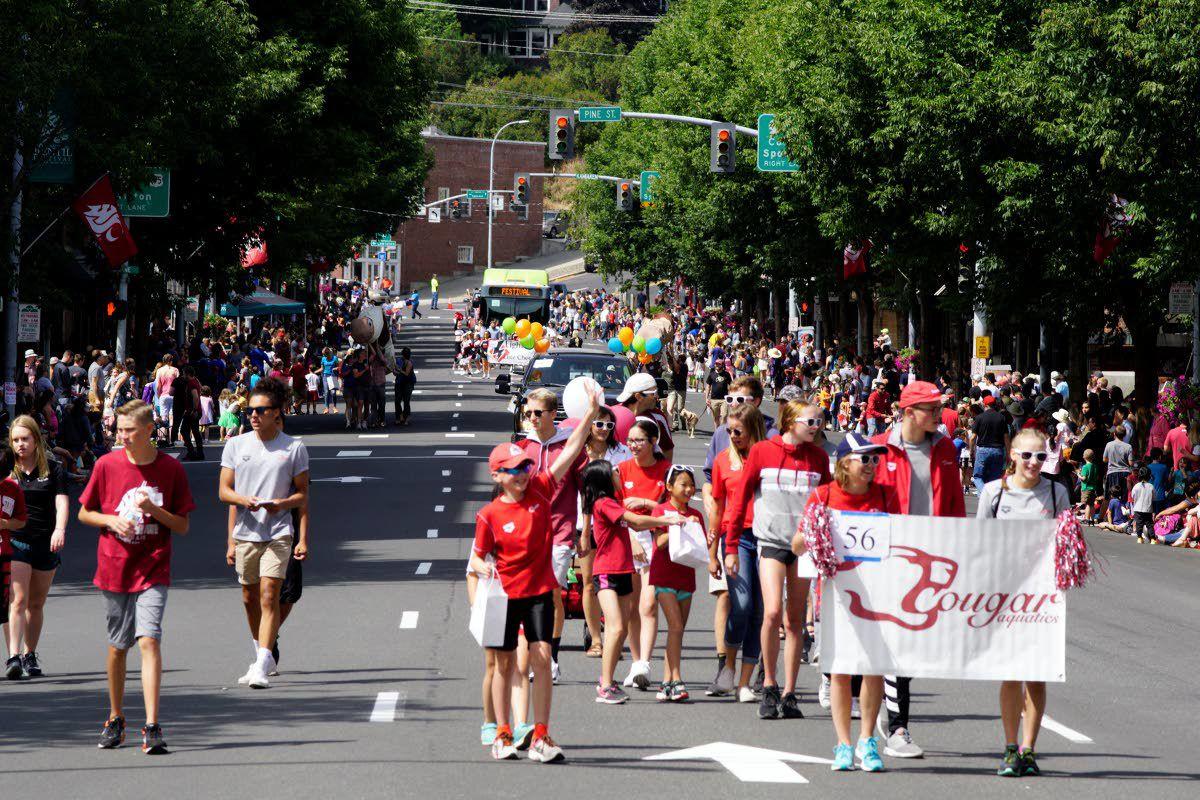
[592,420,615,430]
[523,409,550,419]
[248,405,279,415]
[1017,451,1049,463]
[666,465,695,481]
[498,464,532,476]
[849,453,882,465]
[626,438,650,447]
[638,390,658,398]
[800,418,822,428]
[724,395,751,405]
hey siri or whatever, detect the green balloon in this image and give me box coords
[520,334,536,349]
[502,317,517,335]
[632,335,646,353]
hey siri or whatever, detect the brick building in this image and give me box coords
[336,127,546,290]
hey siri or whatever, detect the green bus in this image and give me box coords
[480,267,552,323]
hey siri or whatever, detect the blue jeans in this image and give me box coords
[973,446,1006,493]
[431,291,438,309]
[725,531,763,663]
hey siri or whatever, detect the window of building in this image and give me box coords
[437,187,450,201]
[460,188,472,217]
[457,245,475,265]
[530,29,547,57]
[507,29,528,57]
[478,33,495,55]
[530,0,549,11]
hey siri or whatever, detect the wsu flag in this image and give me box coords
[72,174,138,267]
[843,238,873,280]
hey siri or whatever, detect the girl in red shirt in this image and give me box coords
[649,466,704,702]
[581,460,684,705]
[615,420,672,690]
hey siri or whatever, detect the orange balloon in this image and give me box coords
[618,326,635,346]
[515,319,532,338]
[534,338,551,353]
[530,322,544,340]
[638,352,653,364]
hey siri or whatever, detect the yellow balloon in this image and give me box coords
[530,322,544,340]
[618,326,635,346]
[515,319,531,338]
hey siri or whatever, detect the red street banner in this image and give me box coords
[842,238,873,280]
[241,234,268,269]
[72,174,138,267]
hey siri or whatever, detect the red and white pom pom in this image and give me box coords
[1054,510,1093,591]
[802,502,839,579]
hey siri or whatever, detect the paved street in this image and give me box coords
[3,274,1198,799]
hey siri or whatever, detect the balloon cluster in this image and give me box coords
[503,317,550,353]
[607,326,662,364]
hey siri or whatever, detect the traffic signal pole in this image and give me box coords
[599,111,757,140]
[488,119,531,269]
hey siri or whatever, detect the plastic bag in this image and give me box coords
[468,573,509,648]
[669,520,710,569]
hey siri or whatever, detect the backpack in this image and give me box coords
[990,477,1061,518]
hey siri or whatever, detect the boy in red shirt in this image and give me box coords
[79,401,195,754]
[1,477,29,679]
[470,388,599,763]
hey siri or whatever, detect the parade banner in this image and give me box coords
[821,515,1066,682]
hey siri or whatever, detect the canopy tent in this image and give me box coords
[219,290,305,317]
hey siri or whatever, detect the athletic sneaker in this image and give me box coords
[551,660,561,684]
[883,727,924,758]
[491,731,518,760]
[245,663,270,689]
[752,663,765,694]
[850,698,861,719]
[997,744,1020,777]
[596,684,629,704]
[141,724,169,755]
[759,685,782,719]
[1018,748,1041,776]
[528,735,565,763]
[706,657,733,696]
[22,652,42,677]
[831,743,855,771]
[737,686,758,703]
[656,682,672,701]
[481,722,498,745]
[629,660,652,690]
[818,675,832,708]
[780,691,804,719]
[269,639,280,676]
[5,655,25,680]
[513,722,535,750]
[671,682,690,702]
[98,715,126,749]
[856,737,884,772]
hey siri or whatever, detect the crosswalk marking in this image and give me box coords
[370,691,406,722]
[416,562,432,575]
[399,611,419,629]
[337,450,372,457]
[427,529,438,538]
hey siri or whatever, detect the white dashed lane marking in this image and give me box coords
[442,470,451,476]
[426,529,439,538]
[399,611,419,629]
[416,562,432,575]
[369,691,406,722]
[442,487,452,493]
[1041,716,1094,744]
[445,433,475,438]
[359,434,388,439]
[337,450,372,457]
[451,426,458,431]
[434,505,445,512]
[435,450,468,455]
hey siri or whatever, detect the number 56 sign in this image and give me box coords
[831,511,891,563]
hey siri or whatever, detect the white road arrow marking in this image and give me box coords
[311,476,381,484]
[1041,715,1093,743]
[644,742,833,784]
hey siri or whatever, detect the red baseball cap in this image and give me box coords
[489,442,533,471]
[982,394,996,406]
[899,380,943,409]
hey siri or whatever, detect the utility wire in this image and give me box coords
[410,0,662,24]
[420,34,627,58]
[436,81,594,105]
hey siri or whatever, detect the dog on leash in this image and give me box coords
[678,408,700,438]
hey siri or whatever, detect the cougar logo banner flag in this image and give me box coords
[822,515,1066,682]
[72,174,138,267]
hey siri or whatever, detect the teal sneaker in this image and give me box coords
[480,722,497,746]
[856,737,885,772]
[1018,748,1041,776]
[831,743,855,771]
[513,722,535,751]
[997,744,1020,777]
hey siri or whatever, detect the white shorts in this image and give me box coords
[552,544,574,589]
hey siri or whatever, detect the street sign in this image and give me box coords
[121,264,141,276]
[757,113,800,172]
[17,304,40,341]
[492,195,504,211]
[427,207,441,223]
[371,234,395,247]
[974,335,991,359]
[578,106,621,123]
[120,169,171,217]
[639,170,661,204]
[1169,282,1194,315]
[645,742,833,784]
[467,189,489,200]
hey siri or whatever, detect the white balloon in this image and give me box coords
[563,376,602,421]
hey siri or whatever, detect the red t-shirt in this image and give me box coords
[617,458,671,506]
[289,362,307,389]
[940,406,960,434]
[80,450,195,593]
[710,449,754,533]
[0,478,29,557]
[1165,425,1191,469]
[807,481,901,515]
[590,496,633,575]
[649,501,703,592]
[473,472,559,599]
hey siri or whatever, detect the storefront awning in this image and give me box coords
[219,290,305,317]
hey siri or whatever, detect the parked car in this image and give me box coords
[583,252,600,273]
[542,210,569,238]
[496,348,632,435]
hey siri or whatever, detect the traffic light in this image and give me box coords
[957,243,972,294]
[710,124,736,174]
[106,300,129,320]
[450,198,462,220]
[513,173,530,206]
[615,180,634,211]
[549,109,575,161]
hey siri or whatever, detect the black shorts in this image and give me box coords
[281,512,302,605]
[759,544,797,566]
[592,573,634,597]
[497,591,555,652]
[10,536,62,572]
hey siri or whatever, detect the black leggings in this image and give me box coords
[394,384,413,421]
[173,411,203,453]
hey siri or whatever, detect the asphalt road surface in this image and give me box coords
[3,277,1198,798]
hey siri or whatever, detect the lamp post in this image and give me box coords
[487,119,531,269]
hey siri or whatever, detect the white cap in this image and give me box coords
[1051,370,1062,379]
[617,372,658,403]
[23,349,37,359]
